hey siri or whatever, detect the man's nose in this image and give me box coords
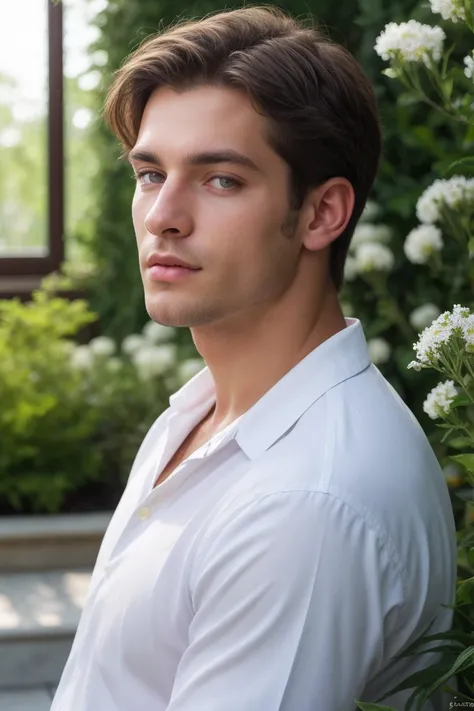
[143,181,193,238]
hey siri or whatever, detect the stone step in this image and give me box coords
[0,569,91,688]
[0,512,111,572]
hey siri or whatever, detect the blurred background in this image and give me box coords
[1,0,473,707]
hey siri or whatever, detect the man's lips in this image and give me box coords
[147,264,201,283]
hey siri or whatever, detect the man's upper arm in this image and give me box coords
[166,490,405,711]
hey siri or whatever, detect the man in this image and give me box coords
[51,6,456,710]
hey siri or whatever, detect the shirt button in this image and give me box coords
[138,506,151,520]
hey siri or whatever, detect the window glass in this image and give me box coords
[0,0,48,255]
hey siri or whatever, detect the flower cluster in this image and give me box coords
[351,224,392,249]
[375,20,446,67]
[344,217,395,280]
[416,176,474,224]
[464,53,474,79]
[70,320,205,384]
[423,379,458,419]
[403,224,443,264]
[408,304,474,370]
[429,0,466,22]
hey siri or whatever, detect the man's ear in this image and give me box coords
[301,178,355,252]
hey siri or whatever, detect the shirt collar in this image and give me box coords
[169,318,370,460]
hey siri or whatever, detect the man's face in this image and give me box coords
[130,84,303,329]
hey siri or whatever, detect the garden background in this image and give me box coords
[1,0,473,706]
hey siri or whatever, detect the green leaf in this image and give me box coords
[415,646,474,705]
[457,578,474,604]
[445,156,474,174]
[449,436,474,450]
[451,455,474,474]
[451,395,473,408]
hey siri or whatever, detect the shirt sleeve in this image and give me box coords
[166,490,405,711]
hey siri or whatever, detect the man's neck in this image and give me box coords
[191,292,346,432]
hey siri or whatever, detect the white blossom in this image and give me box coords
[464,54,474,79]
[408,309,453,368]
[360,201,380,223]
[71,345,94,370]
[350,223,392,250]
[131,344,177,379]
[429,0,466,22]
[142,320,176,344]
[121,334,146,356]
[375,20,446,67]
[404,224,443,264]
[354,243,395,273]
[461,313,474,352]
[89,336,116,358]
[416,176,474,224]
[344,255,358,281]
[368,338,391,364]
[176,358,206,385]
[408,304,472,369]
[409,303,441,331]
[423,380,458,419]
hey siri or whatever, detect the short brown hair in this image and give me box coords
[104,5,382,290]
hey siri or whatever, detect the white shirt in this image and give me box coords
[51,318,457,711]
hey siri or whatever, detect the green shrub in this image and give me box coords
[0,287,101,512]
[0,281,205,514]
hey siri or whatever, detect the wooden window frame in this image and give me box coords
[0,0,64,287]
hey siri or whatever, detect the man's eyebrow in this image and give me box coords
[125,148,261,173]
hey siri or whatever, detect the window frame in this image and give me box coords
[0,0,64,278]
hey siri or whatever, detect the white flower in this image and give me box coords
[368,338,391,364]
[408,304,472,369]
[89,336,115,358]
[416,176,474,223]
[375,20,446,67]
[131,344,177,379]
[409,303,441,331]
[344,255,358,281]
[176,358,205,385]
[121,334,146,356]
[71,345,94,370]
[404,225,443,264]
[351,223,392,250]
[142,320,176,344]
[360,201,380,223]
[423,380,458,419]
[354,243,395,272]
[429,0,466,22]
[464,54,474,79]
[461,313,474,352]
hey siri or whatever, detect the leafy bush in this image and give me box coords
[0,281,205,514]
[353,0,474,706]
[0,287,100,512]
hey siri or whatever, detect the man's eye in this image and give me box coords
[209,176,240,191]
[134,171,164,185]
